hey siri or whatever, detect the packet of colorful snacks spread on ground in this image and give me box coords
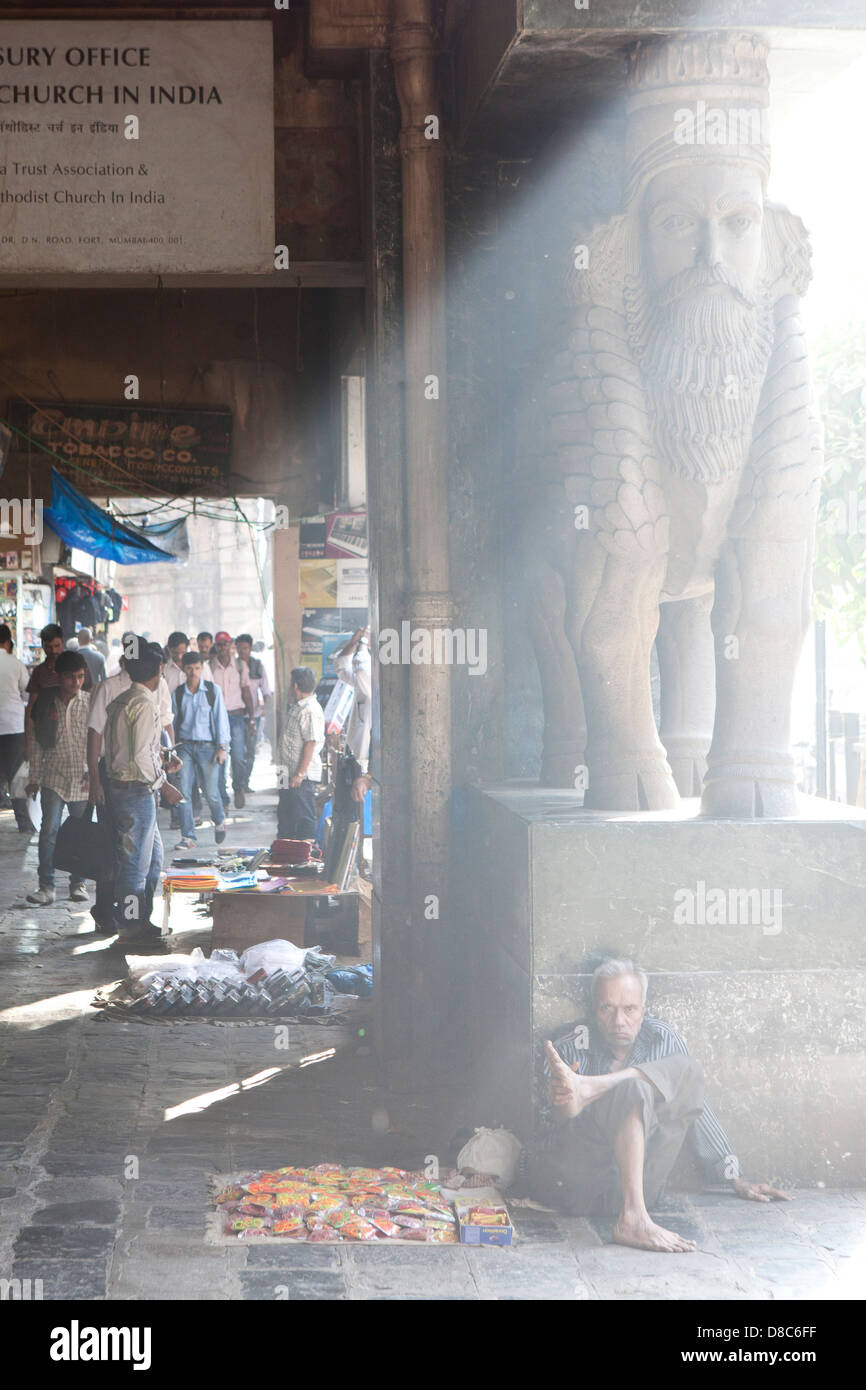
[215,1165,461,1242]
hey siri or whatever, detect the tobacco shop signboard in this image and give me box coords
[0,21,274,272]
[6,400,233,493]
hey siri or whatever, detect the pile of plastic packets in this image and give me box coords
[215,1164,459,1242]
[119,940,339,1017]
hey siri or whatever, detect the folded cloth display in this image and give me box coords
[215,1164,460,1242]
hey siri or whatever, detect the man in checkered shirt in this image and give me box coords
[25,650,91,907]
[524,956,790,1252]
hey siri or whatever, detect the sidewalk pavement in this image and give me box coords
[1,765,864,1300]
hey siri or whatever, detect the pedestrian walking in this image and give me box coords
[172,651,230,849]
[25,650,91,906]
[25,624,92,743]
[210,631,254,810]
[163,631,189,695]
[195,632,215,677]
[235,633,272,792]
[103,647,182,948]
[0,623,33,833]
[75,628,106,686]
[86,641,175,935]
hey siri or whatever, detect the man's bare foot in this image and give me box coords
[613,1212,697,1254]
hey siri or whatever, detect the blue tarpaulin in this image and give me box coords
[44,470,177,565]
[127,513,190,560]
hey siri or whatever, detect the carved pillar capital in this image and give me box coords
[391,0,437,139]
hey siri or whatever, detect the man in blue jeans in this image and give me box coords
[103,647,183,949]
[25,650,91,906]
[172,651,230,849]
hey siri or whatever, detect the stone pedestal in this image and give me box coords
[464,786,866,1185]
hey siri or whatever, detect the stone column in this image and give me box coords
[363,49,413,1079]
[390,0,454,1056]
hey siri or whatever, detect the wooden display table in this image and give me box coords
[210,886,360,954]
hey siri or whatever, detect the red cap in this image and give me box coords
[214,631,232,643]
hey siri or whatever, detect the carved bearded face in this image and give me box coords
[627,162,774,483]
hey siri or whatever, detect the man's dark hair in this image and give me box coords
[182,650,205,669]
[290,666,317,695]
[0,623,12,647]
[125,650,162,684]
[40,623,63,644]
[167,631,189,649]
[197,631,213,643]
[146,641,166,662]
[55,650,88,676]
[235,633,253,646]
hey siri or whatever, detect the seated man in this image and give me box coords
[524,955,789,1253]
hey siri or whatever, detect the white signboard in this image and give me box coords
[0,21,274,273]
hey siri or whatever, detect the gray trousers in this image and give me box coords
[526,1054,705,1216]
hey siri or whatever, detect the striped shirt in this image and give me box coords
[546,1016,736,1184]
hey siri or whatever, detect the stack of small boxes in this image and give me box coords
[453,1192,514,1246]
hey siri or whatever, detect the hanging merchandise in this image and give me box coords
[55,577,102,639]
[103,588,124,625]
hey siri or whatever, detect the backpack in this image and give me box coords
[172,679,217,740]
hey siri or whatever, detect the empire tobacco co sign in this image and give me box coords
[6,399,233,492]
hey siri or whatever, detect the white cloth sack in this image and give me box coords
[456,1127,523,1190]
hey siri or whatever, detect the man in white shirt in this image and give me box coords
[103,647,182,947]
[277,667,325,839]
[195,631,215,679]
[86,661,173,801]
[76,627,106,686]
[0,622,33,832]
[163,631,189,695]
[331,627,372,775]
[210,629,254,810]
[235,633,272,793]
[86,642,174,934]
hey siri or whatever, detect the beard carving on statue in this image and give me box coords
[624,261,775,484]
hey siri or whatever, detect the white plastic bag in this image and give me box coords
[10,760,30,800]
[189,947,244,984]
[240,939,308,977]
[456,1128,523,1190]
[125,953,197,994]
